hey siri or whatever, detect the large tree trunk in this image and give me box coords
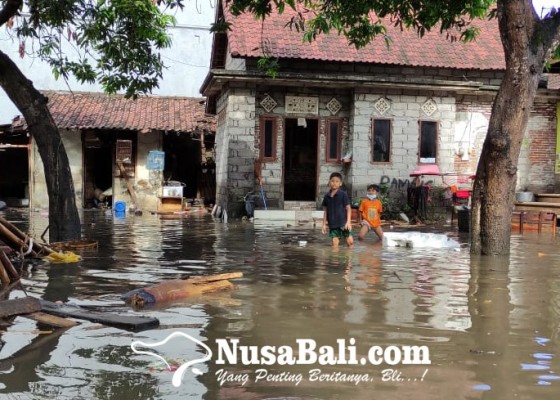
[471,0,548,255]
[0,50,81,242]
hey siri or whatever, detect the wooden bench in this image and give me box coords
[511,211,557,235]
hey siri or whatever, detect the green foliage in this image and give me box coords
[227,0,496,49]
[257,55,279,78]
[5,0,184,98]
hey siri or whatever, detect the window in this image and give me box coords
[326,119,342,163]
[372,119,391,162]
[419,121,438,163]
[260,117,277,161]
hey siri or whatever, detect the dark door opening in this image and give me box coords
[0,131,29,207]
[162,134,200,200]
[284,118,318,201]
[83,131,115,208]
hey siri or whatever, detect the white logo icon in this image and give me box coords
[131,331,213,387]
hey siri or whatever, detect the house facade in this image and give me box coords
[0,92,215,212]
[201,1,560,218]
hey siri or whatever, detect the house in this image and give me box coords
[0,92,216,212]
[201,1,560,220]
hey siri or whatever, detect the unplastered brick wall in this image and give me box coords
[519,100,557,192]
[350,89,456,197]
[214,90,230,210]
[224,85,257,213]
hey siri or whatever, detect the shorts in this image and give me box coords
[361,220,380,230]
[329,227,353,239]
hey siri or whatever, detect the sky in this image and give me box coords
[533,0,560,17]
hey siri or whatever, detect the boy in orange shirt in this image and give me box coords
[358,184,384,241]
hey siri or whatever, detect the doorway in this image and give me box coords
[283,118,318,201]
[162,133,200,200]
[0,131,29,207]
[83,131,115,208]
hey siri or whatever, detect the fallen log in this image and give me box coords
[0,297,42,318]
[121,272,243,308]
[39,300,160,332]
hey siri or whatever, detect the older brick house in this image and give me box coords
[201,1,560,219]
[0,92,216,211]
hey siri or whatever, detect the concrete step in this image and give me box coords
[254,209,323,222]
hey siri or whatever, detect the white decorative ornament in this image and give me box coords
[285,95,319,114]
[326,97,342,115]
[374,97,391,115]
[260,94,277,113]
[421,98,438,117]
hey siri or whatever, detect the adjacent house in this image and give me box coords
[0,92,216,212]
[201,1,560,219]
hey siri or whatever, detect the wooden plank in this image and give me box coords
[117,161,140,210]
[40,300,159,332]
[24,312,78,328]
[188,272,243,284]
[514,202,560,214]
[535,194,560,204]
[0,297,42,318]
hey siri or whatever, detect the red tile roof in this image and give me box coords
[225,4,505,70]
[44,91,215,133]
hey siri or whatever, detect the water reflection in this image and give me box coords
[0,210,560,399]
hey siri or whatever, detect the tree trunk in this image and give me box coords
[471,0,548,255]
[0,50,81,242]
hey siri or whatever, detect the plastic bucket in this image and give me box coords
[114,201,126,212]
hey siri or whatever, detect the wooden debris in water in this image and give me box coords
[122,272,243,308]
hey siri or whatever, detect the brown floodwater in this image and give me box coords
[1,209,560,400]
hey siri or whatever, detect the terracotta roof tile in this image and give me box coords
[44,91,215,133]
[224,4,505,70]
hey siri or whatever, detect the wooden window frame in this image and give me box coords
[259,116,277,161]
[325,118,342,163]
[371,118,392,163]
[418,120,438,164]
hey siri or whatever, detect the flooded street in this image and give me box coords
[1,209,560,399]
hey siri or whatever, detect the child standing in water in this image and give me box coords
[358,184,384,241]
[321,172,354,247]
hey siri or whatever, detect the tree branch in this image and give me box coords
[538,7,560,57]
[0,0,22,27]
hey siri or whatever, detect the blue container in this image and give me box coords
[114,201,126,213]
[114,210,126,219]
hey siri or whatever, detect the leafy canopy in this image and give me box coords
[1,0,184,97]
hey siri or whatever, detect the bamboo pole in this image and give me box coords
[0,218,56,256]
[0,262,10,286]
[0,216,54,255]
[0,223,38,257]
[0,250,20,281]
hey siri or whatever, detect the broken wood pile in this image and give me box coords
[0,248,20,288]
[122,272,243,308]
[0,216,83,265]
[0,216,54,258]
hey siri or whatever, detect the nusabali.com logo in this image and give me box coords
[131,333,431,387]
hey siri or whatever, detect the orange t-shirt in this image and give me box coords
[359,198,382,228]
